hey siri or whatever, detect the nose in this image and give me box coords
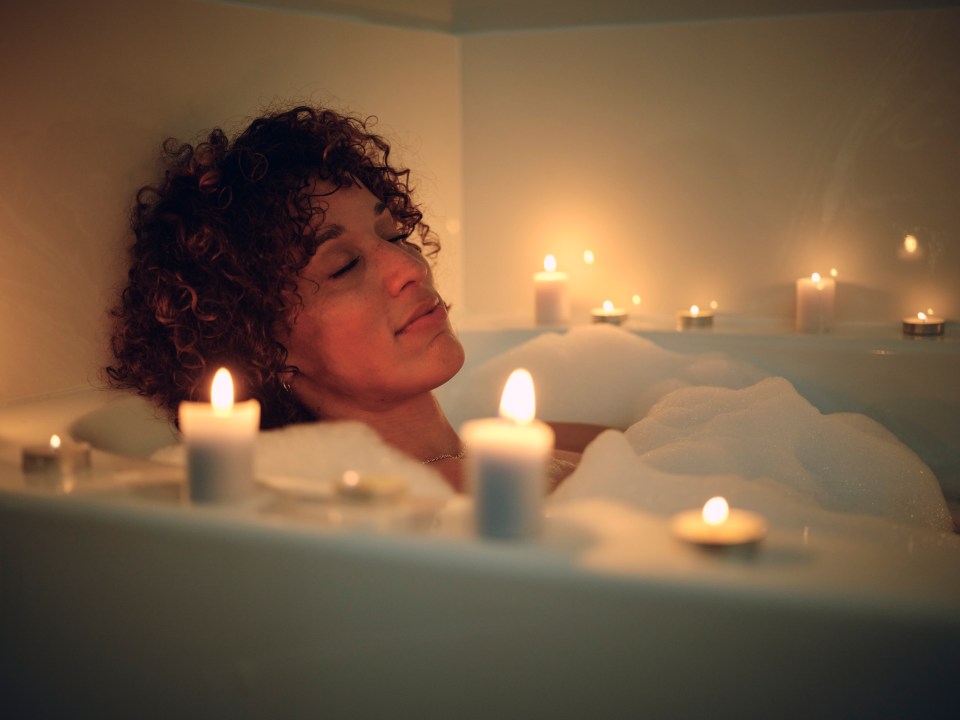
[377,240,429,296]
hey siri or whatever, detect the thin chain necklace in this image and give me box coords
[422,446,467,465]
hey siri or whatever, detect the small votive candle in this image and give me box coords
[671,496,767,548]
[678,305,714,330]
[178,367,261,504]
[461,369,554,541]
[534,255,570,326]
[22,434,92,475]
[795,272,836,333]
[591,300,627,325]
[902,312,945,337]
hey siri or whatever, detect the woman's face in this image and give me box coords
[281,181,464,418]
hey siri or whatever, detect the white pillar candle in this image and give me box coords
[591,299,627,325]
[795,272,836,333]
[178,368,260,504]
[533,255,570,326]
[461,368,555,541]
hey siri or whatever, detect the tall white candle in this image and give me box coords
[178,367,260,504]
[533,255,570,326]
[795,272,836,333]
[461,369,555,541]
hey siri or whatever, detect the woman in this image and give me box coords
[107,103,584,491]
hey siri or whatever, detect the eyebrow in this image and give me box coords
[315,201,389,246]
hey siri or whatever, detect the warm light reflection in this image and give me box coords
[50,434,62,449]
[342,470,360,487]
[543,254,557,273]
[211,368,234,416]
[499,368,536,425]
[829,268,838,278]
[904,235,918,254]
[602,300,614,312]
[583,250,595,265]
[632,295,641,305]
[690,305,700,317]
[702,497,729,526]
[709,300,719,310]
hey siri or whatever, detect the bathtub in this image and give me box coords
[1,323,958,718]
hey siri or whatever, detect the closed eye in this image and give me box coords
[330,257,360,278]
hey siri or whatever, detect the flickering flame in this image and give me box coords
[583,250,595,265]
[917,312,928,321]
[829,268,838,278]
[49,434,62,449]
[499,368,536,425]
[632,295,641,305]
[211,367,234,416]
[690,305,700,316]
[602,300,614,312]
[543,254,557,273]
[702,497,729,526]
[903,235,918,254]
[811,272,821,282]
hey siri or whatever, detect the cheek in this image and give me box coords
[287,299,382,374]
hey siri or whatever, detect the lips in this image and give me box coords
[396,297,443,335]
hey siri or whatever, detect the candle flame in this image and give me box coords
[583,250,595,265]
[602,300,614,312]
[702,496,729,526]
[903,235,918,254]
[49,434,62,449]
[829,268,838,278]
[811,272,821,282]
[690,305,700,316]
[632,294,641,305]
[211,367,234,416]
[917,312,927,321]
[543,254,557,273]
[499,368,536,424]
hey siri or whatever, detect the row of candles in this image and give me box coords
[535,255,947,336]
[21,366,767,549]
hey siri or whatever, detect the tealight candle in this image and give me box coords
[902,311,945,337]
[795,272,836,333]
[533,255,570,326]
[678,305,714,330]
[671,496,767,548]
[590,299,627,326]
[22,434,92,475]
[178,367,261,504]
[461,368,555,541]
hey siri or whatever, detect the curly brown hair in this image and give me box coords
[106,104,439,428]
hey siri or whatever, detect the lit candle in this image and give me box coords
[671,496,767,548]
[178,367,261,504]
[533,255,570,326]
[678,304,714,330]
[460,368,555,540]
[902,311,945,337]
[590,299,627,325]
[795,272,836,333]
[21,434,92,475]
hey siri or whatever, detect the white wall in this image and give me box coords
[0,0,461,405]
[461,9,960,325]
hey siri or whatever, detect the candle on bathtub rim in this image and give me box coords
[902,311,945,337]
[591,299,627,326]
[678,304,714,330]
[795,272,836,333]
[460,368,555,541]
[178,367,260,504]
[671,496,767,549]
[533,254,570,326]
[22,434,92,475]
